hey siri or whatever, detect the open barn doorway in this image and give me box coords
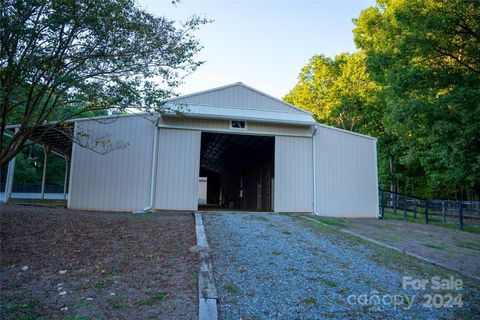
[198,132,274,211]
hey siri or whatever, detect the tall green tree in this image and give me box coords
[1,0,208,168]
[284,52,399,193]
[354,0,480,199]
[284,51,384,136]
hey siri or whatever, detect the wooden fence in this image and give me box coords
[379,189,480,230]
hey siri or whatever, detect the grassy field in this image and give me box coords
[382,211,480,234]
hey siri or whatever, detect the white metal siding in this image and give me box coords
[314,126,378,217]
[172,84,301,114]
[160,117,313,137]
[69,117,154,211]
[154,128,201,210]
[274,136,313,212]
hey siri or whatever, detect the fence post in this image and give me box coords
[459,202,464,231]
[380,190,385,218]
[413,199,417,219]
[404,196,408,221]
[442,200,446,223]
[425,199,429,224]
[393,193,397,215]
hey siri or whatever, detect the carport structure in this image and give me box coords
[3,123,73,202]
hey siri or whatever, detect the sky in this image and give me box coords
[138,0,376,99]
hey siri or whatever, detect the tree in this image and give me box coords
[1,0,208,168]
[284,52,384,136]
[354,0,480,199]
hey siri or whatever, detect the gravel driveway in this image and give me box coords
[203,213,480,319]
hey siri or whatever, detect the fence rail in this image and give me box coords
[379,189,480,230]
[0,183,65,194]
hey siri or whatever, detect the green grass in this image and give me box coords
[383,212,480,234]
[63,316,88,320]
[319,278,337,288]
[93,280,109,290]
[191,270,198,287]
[286,267,299,275]
[136,294,167,306]
[300,216,479,281]
[312,216,347,228]
[456,241,480,250]
[1,299,46,320]
[423,243,443,250]
[224,283,240,294]
[385,234,402,241]
[298,216,480,316]
[254,216,269,222]
[11,198,67,207]
[302,297,317,306]
[455,309,477,319]
[69,300,93,311]
[109,297,124,309]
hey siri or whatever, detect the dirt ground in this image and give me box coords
[0,204,198,320]
[336,218,480,279]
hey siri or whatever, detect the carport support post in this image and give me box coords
[63,156,69,200]
[459,202,464,231]
[413,199,417,219]
[393,193,397,215]
[4,128,18,203]
[442,200,446,223]
[40,145,49,200]
[424,199,429,224]
[4,153,17,203]
[380,190,385,218]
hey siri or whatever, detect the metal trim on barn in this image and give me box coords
[4,82,379,217]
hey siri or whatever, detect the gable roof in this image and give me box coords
[164,82,316,126]
[167,82,312,115]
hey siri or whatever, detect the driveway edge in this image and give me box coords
[194,212,219,320]
[303,216,480,281]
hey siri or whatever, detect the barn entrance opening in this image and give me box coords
[198,132,274,211]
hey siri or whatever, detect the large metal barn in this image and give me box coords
[3,83,379,217]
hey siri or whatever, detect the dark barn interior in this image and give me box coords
[199,132,274,211]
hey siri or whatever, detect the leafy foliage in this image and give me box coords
[354,0,480,198]
[1,0,208,167]
[284,52,383,136]
[287,0,480,199]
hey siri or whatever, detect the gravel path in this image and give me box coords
[203,213,478,320]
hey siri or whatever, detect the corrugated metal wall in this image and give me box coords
[314,126,378,217]
[172,84,302,114]
[159,117,313,137]
[69,116,155,211]
[274,136,313,212]
[154,128,201,210]
[68,115,378,216]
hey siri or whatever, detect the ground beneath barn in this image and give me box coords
[203,213,480,320]
[0,204,198,320]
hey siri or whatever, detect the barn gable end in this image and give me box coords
[168,82,310,115]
